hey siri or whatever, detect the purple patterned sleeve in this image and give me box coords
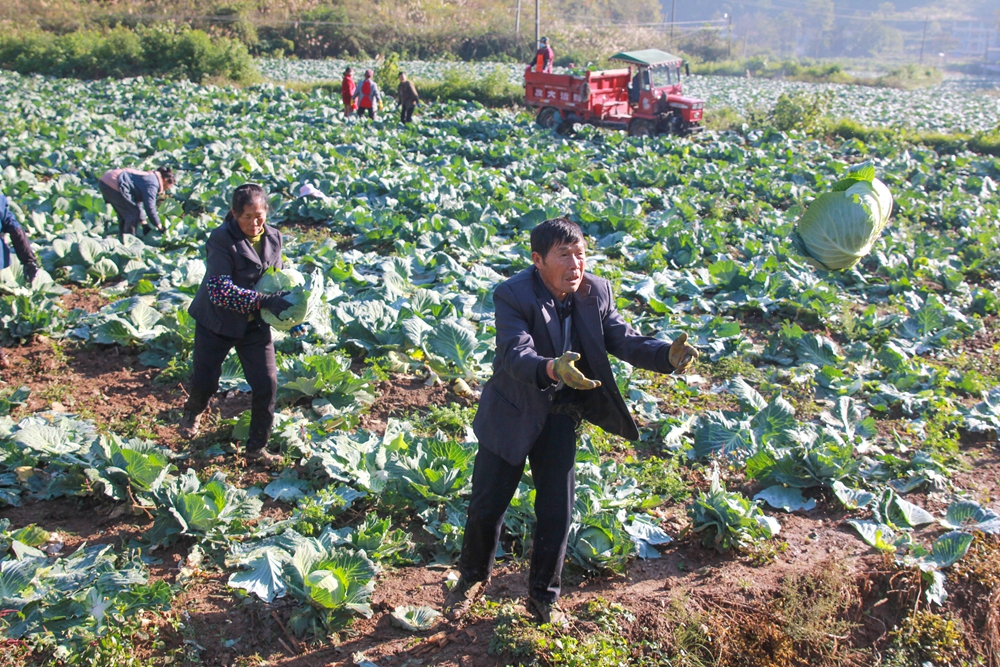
[206,275,261,314]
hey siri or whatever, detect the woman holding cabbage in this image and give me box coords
[178,184,291,464]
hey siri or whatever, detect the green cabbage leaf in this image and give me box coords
[254,267,323,331]
[795,162,894,271]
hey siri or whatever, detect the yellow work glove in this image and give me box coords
[552,351,601,390]
[668,332,699,373]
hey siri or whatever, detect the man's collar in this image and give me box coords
[532,267,575,309]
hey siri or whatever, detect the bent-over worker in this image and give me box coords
[97,166,175,242]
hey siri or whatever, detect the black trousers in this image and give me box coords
[458,413,577,603]
[97,180,146,242]
[359,106,375,119]
[184,320,277,451]
[401,105,415,124]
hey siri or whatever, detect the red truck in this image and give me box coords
[524,49,705,137]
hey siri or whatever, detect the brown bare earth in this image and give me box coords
[1,299,999,665]
[59,286,109,314]
[359,375,452,436]
[0,337,253,452]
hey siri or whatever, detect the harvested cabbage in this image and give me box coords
[254,267,322,331]
[795,162,893,271]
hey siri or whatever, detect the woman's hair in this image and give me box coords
[230,183,268,217]
[156,166,176,187]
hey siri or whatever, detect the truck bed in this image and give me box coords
[525,68,633,120]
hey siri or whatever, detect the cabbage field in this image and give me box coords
[1,67,1000,666]
[259,57,529,86]
[261,57,1000,133]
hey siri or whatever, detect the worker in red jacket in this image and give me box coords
[353,69,382,120]
[341,67,357,116]
[534,36,554,73]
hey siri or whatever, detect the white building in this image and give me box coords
[986,48,1000,74]
[950,21,998,58]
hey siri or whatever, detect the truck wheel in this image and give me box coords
[536,107,560,129]
[628,119,655,137]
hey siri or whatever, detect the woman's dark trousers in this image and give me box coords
[184,320,277,451]
[457,413,577,604]
[97,180,141,242]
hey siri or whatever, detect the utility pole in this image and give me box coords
[670,0,676,49]
[919,19,927,64]
[515,0,521,37]
[535,0,540,48]
[727,13,732,59]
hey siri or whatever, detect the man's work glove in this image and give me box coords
[552,351,601,390]
[23,263,37,284]
[259,291,293,316]
[668,332,699,373]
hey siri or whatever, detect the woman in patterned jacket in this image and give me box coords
[179,184,291,464]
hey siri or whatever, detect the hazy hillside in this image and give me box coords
[662,0,999,61]
[667,0,997,22]
[2,0,996,62]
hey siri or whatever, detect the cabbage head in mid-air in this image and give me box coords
[795,162,894,271]
[254,267,322,331]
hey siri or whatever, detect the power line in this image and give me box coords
[717,0,967,23]
[0,7,972,29]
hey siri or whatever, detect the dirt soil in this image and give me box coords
[359,375,452,436]
[2,293,1000,666]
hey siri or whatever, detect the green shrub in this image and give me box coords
[770,91,832,133]
[887,610,967,665]
[0,24,258,83]
[971,125,1000,156]
[375,52,401,98]
[822,119,999,158]
[419,66,522,107]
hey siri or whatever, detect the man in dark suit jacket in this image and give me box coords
[445,218,698,625]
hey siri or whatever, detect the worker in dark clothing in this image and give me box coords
[179,184,292,465]
[97,166,175,242]
[629,69,649,105]
[444,218,699,626]
[534,36,554,73]
[0,192,42,369]
[342,67,357,117]
[397,72,420,124]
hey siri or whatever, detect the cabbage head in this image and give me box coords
[254,267,322,331]
[795,163,893,271]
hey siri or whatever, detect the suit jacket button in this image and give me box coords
[548,395,554,401]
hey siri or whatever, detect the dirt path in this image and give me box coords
[2,293,999,665]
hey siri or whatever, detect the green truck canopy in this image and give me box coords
[609,49,683,67]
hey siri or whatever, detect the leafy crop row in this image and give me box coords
[0,68,998,657]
